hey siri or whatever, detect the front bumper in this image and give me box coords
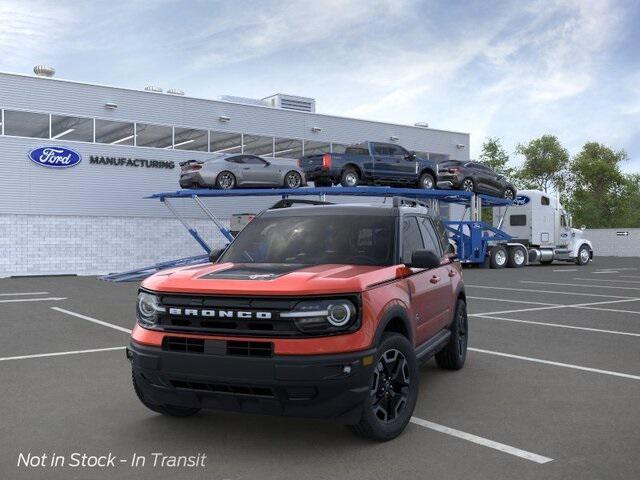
[128,341,375,423]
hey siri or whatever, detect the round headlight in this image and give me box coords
[136,292,164,326]
[327,303,352,327]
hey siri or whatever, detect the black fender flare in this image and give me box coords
[372,304,413,347]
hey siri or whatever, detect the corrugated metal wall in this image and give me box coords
[584,229,640,257]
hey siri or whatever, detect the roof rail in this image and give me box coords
[392,196,430,209]
[270,198,334,209]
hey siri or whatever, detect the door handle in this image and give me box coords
[448,270,456,277]
[430,275,441,284]
[243,167,250,170]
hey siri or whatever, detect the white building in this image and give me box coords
[0,69,470,276]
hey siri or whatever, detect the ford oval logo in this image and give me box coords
[28,146,82,169]
[513,195,530,206]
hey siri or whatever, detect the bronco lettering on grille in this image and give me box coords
[168,308,272,320]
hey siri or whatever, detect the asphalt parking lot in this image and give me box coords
[1,257,639,480]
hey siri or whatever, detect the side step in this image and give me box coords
[415,329,451,363]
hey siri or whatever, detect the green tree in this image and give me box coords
[478,137,514,177]
[515,135,569,193]
[566,142,630,228]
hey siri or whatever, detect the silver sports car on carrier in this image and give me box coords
[179,154,307,189]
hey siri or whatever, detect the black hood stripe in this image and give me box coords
[198,264,307,280]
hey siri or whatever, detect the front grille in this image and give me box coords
[171,380,275,398]
[227,341,273,357]
[162,336,204,353]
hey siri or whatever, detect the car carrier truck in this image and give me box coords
[491,189,593,267]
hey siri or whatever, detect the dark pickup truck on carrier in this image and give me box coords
[299,141,439,189]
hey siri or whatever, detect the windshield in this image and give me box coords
[219,214,397,266]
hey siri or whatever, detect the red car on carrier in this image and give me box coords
[128,197,468,440]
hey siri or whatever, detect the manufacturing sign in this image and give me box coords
[89,156,175,169]
[28,146,82,169]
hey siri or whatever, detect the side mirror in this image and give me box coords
[406,250,441,269]
[208,248,224,263]
[445,243,457,260]
[264,161,271,166]
[405,151,416,161]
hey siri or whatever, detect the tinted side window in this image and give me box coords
[243,155,266,165]
[418,217,442,256]
[541,196,550,206]
[401,217,425,264]
[226,156,244,164]
[432,217,450,253]
[510,215,527,226]
[373,144,393,156]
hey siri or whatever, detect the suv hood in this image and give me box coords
[141,262,400,295]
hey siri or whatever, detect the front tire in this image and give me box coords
[284,171,302,189]
[216,171,236,189]
[418,172,435,189]
[575,244,591,265]
[435,299,468,370]
[132,371,200,417]
[350,333,418,441]
[340,168,359,187]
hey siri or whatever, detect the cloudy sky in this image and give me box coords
[1,0,638,170]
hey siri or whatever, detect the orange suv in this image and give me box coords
[128,197,467,440]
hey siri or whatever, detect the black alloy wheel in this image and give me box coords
[503,188,515,200]
[370,349,410,423]
[216,171,236,189]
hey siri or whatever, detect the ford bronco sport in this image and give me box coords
[128,197,467,441]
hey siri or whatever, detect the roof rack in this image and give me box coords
[270,198,334,209]
[392,196,430,209]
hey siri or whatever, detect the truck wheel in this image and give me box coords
[507,246,526,268]
[216,171,236,189]
[132,371,200,417]
[349,333,418,441]
[575,244,591,265]
[340,168,359,187]
[418,172,435,189]
[435,299,467,370]
[489,245,507,268]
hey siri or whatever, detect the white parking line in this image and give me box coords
[473,297,640,317]
[573,278,640,284]
[0,291,49,296]
[0,297,67,304]
[471,314,640,337]
[552,269,578,272]
[0,346,125,362]
[469,348,640,381]
[410,417,553,464]
[466,284,636,299]
[521,281,640,291]
[467,296,557,307]
[51,307,132,334]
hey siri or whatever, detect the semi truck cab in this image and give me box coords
[493,189,593,265]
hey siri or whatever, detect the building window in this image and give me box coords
[3,110,49,138]
[95,119,134,145]
[51,114,93,142]
[136,123,173,148]
[210,131,242,154]
[274,138,303,158]
[243,134,274,156]
[173,127,208,151]
[303,140,330,156]
[331,143,347,154]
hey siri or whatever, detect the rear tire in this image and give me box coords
[132,371,200,417]
[489,245,508,269]
[418,172,435,189]
[349,333,418,441]
[507,246,526,268]
[461,178,475,192]
[435,299,468,370]
[216,171,236,189]
[340,168,359,187]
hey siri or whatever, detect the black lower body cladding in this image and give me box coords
[128,341,376,423]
